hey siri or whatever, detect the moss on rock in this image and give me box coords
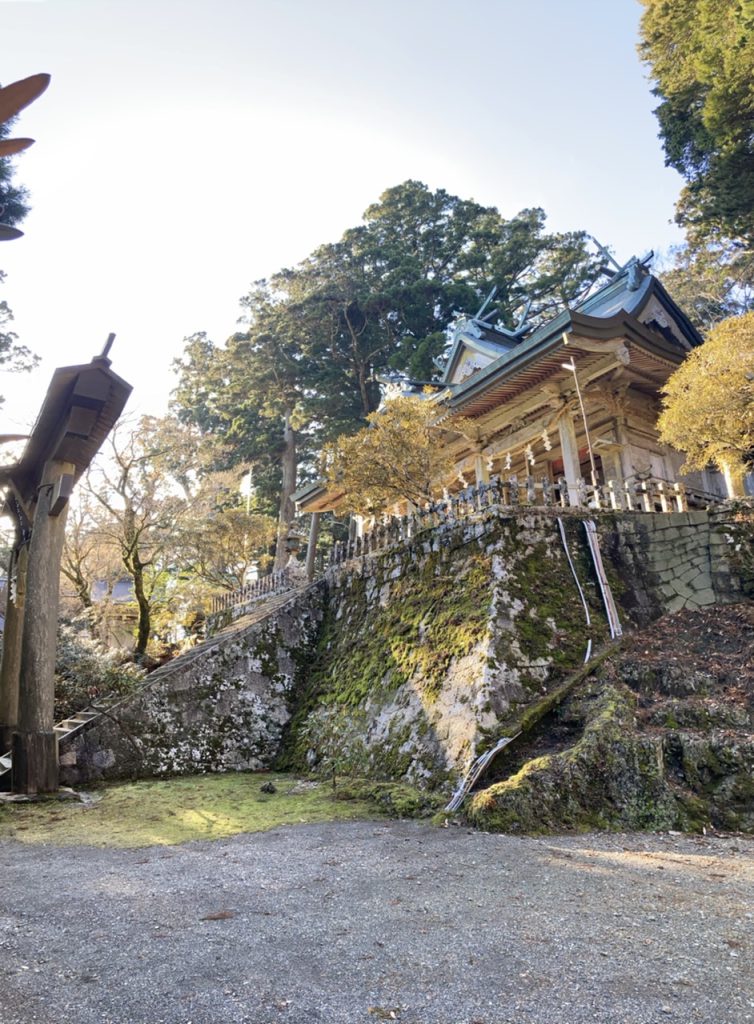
[466,677,682,833]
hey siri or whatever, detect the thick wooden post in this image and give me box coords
[13,460,72,795]
[474,451,489,487]
[601,447,623,487]
[557,410,581,507]
[0,543,27,752]
[305,512,320,581]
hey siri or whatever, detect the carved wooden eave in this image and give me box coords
[0,355,132,522]
[447,309,691,420]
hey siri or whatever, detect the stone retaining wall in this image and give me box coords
[59,583,326,787]
[58,505,753,788]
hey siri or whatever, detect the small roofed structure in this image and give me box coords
[0,340,132,794]
[295,255,737,542]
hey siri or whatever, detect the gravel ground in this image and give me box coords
[1,821,752,1024]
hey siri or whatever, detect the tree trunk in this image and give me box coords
[131,555,151,658]
[0,541,26,752]
[122,506,151,658]
[357,363,372,418]
[274,410,297,571]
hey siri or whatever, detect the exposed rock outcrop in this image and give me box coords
[467,605,754,833]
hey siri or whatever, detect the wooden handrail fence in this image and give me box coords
[328,473,722,567]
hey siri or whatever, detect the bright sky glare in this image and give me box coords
[1,0,682,434]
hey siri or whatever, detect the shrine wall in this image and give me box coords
[58,503,753,789]
[59,584,326,787]
[279,504,751,787]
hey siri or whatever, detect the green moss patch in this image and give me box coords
[317,545,493,708]
[333,778,445,818]
[467,676,681,834]
[0,773,382,848]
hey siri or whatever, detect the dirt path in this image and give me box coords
[1,821,752,1024]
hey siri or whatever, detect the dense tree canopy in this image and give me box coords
[0,118,38,402]
[660,239,754,331]
[657,311,754,477]
[173,181,602,547]
[639,0,754,247]
[0,118,30,229]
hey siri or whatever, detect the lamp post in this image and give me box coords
[561,357,598,488]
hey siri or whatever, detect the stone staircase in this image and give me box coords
[0,581,314,792]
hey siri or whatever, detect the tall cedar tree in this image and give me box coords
[639,0,754,248]
[172,181,601,554]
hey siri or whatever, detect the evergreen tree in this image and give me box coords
[173,181,601,551]
[639,0,754,247]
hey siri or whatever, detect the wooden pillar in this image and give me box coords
[305,512,320,581]
[557,410,581,507]
[601,447,623,485]
[474,451,489,487]
[12,461,72,795]
[0,542,27,753]
[616,418,633,481]
[721,460,746,499]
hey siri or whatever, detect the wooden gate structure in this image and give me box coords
[0,343,131,794]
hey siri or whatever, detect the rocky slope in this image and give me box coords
[467,604,754,833]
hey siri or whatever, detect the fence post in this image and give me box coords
[656,480,669,513]
[576,478,587,508]
[640,480,652,512]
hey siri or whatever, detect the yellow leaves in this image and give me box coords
[322,396,455,515]
[657,311,754,473]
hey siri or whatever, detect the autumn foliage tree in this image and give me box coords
[321,395,455,515]
[657,311,754,488]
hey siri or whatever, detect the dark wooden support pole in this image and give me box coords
[0,543,27,752]
[305,512,320,581]
[12,460,72,794]
[274,410,297,571]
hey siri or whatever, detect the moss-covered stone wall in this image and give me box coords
[279,513,611,786]
[58,585,326,786]
[59,504,753,797]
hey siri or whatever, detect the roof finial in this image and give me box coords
[96,332,116,365]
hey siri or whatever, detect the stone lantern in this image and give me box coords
[284,528,306,579]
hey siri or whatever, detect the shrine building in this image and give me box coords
[295,255,744,522]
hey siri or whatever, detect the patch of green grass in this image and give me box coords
[0,773,383,848]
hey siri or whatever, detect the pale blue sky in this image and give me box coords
[1,0,681,430]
